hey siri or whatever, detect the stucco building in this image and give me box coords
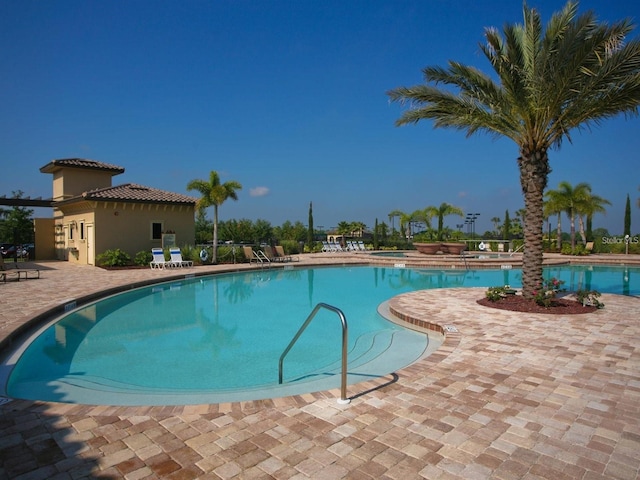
[38,158,197,265]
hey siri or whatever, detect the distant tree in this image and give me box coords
[187,171,242,263]
[194,209,213,244]
[624,194,631,236]
[388,1,640,296]
[545,181,591,252]
[373,218,379,250]
[0,191,34,247]
[253,219,273,245]
[433,203,464,240]
[491,216,501,235]
[350,221,366,237]
[388,210,404,234]
[581,192,610,242]
[307,202,314,247]
[503,210,511,241]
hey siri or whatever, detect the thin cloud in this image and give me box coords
[250,186,270,197]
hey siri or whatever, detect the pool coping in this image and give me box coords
[1,256,640,479]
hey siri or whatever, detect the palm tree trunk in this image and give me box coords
[213,205,219,264]
[556,213,562,252]
[577,216,586,245]
[518,149,550,299]
[570,209,576,251]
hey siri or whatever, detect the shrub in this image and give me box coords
[485,285,517,302]
[280,239,300,254]
[575,289,605,309]
[134,250,152,266]
[96,249,132,267]
[532,277,565,307]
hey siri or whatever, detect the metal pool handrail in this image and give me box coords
[278,302,350,404]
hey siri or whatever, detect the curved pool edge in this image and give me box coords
[0,267,442,407]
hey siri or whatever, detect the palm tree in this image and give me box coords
[187,171,242,263]
[579,191,610,243]
[388,210,404,235]
[491,216,501,235]
[543,191,565,251]
[388,2,640,298]
[434,203,464,240]
[545,181,591,251]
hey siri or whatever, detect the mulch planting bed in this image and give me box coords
[477,294,598,314]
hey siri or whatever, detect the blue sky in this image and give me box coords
[1,0,639,235]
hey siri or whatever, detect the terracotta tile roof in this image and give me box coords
[61,183,197,205]
[40,158,125,174]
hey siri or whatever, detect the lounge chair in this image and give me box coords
[0,255,40,279]
[275,245,296,262]
[330,242,343,252]
[169,248,193,267]
[150,248,169,269]
[322,241,332,253]
[1,270,20,283]
[263,246,280,262]
[243,246,259,263]
[357,241,367,252]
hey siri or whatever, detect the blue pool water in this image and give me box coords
[4,265,638,406]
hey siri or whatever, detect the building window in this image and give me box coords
[151,222,163,240]
[69,223,74,240]
[80,222,85,240]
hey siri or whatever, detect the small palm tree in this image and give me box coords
[388,2,640,297]
[545,181,591,251]
[187,171,242,263]
[388,210,404,235]
[434,203,464,240]
[578,191,611,243]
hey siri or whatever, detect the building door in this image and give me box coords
[86,224,95,265]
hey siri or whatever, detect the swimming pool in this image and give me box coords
[3,264,638,406]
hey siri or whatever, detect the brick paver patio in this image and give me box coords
[1,255,639,479]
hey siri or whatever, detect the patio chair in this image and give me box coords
[0,255,40,279]
[357,241,367,252]
[150,248,169,269]
[243,246,259,263]
[1,270,20,283]
[275,245,297,262]
[263,246,280,262]
[169,248,193,267]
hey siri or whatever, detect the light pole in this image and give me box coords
[465,213,480,249]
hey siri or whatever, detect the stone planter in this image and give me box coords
[414,243,442,255]
[442,243,467,255]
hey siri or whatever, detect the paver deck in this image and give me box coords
[1,254,639,479]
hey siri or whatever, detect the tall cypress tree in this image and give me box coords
[307,201,314,249]
[624,194,631,236]
[373,218,379,250]
[503,210,511,240]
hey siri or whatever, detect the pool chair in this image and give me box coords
[150,248,169,269]
[357,241,367,252]
[242,246,259,263]
[322,241,332,252]
[169,248,193,267]
[275,245,297,262]
[0,255,40,280]
[263,246,280,262]
[1,270,20,283]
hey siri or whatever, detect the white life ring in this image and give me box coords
[199,249,209,262]
[478,242,486,251]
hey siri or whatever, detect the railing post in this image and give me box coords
[279,302,350,405]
